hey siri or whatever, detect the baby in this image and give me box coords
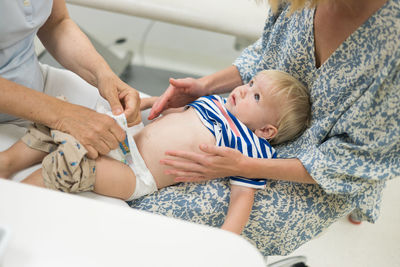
[0,70,310,234]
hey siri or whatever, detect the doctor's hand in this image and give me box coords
[97,72,141,126]
[55,101,126,159]
[160,144,247,182]
[148,77,206,120]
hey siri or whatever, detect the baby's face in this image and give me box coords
[225,73,281,131]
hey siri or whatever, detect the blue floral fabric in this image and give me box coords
[130,1,400,256]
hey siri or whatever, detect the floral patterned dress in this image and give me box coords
[130,1,400,256]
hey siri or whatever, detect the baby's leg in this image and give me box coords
[22,155,136,201]
[0,140,47,179]
[22,168,45,187]
[222,185,256,234]
[93,156,136,200]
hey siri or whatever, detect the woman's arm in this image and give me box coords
[243,157,316,184]
[148,65,243,119]
[200,65,244,95]
[162,144,316,184]
[37,0,140,123]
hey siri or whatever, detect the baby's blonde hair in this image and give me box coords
[257,70,311,145]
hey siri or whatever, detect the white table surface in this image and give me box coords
[0,179,266,267]
[66,0,268,41]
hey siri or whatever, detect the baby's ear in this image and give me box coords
[254,124,278,140]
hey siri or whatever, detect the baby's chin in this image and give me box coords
[224,103,234,114]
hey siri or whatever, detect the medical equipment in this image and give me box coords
[63,0,267,76]
[66,0,266,40]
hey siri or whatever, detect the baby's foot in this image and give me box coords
[0,153,13,179]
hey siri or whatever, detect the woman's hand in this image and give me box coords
[148,66,243,120]
[97,73,141,126]
[148,77,206,120]
[161,144,247,182]
[162,144,317,184]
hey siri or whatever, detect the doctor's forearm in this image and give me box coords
[0,77,71,128]
[242,157,317,184]
[37,1,112,88]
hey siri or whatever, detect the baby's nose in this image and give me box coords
[240,88,247,98]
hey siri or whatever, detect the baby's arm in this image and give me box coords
[140,96,159,111]
[221,184,255,234]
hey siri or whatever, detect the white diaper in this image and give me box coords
[96,105,158,201]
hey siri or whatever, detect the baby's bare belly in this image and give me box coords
[133,108,215,188]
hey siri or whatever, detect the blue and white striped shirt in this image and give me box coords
[187,95,276,189]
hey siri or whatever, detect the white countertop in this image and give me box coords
[0,179,266,267]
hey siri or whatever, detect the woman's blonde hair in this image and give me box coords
[256,0,322,13]
[257,70,311,145]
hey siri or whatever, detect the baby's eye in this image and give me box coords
[254,93,260,102]
[249,80,254,87]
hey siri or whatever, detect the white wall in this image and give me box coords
[66,4,245,76]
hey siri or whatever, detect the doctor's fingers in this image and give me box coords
[85,145,98,159]
[97,76,127,116]
[119,88,141,125]
[79,137,110,159]
[89,113,126,143]
[80,115,126,157]
[85,140,113,159]
[102,88,124,116]
[81,129,120,159]
[118,86,139,107]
